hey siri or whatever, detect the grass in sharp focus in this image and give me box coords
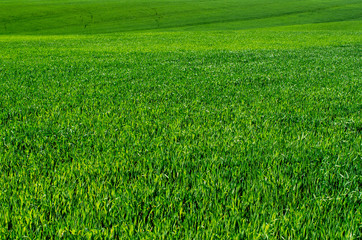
[0,29,361,238]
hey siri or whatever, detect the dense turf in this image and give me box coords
[0,0,361,239]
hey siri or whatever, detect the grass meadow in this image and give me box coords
[0,0,361,239]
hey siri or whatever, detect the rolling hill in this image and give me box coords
[0,0,361,239]
[0,0,361,35]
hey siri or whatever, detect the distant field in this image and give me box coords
[0,0,361,34]
[0,0,361,239]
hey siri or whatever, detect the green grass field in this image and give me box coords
[0,0,361,239]
[1,0,362,34]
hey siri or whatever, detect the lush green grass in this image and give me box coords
[1,29,361,239]
[0,0,361,34]
[0,0,361,239]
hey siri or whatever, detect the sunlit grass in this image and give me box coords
[0,29,361,238]
[0,0,361,238]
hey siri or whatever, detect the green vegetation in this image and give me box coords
[0,0,361,34]
[0,0,361,239]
